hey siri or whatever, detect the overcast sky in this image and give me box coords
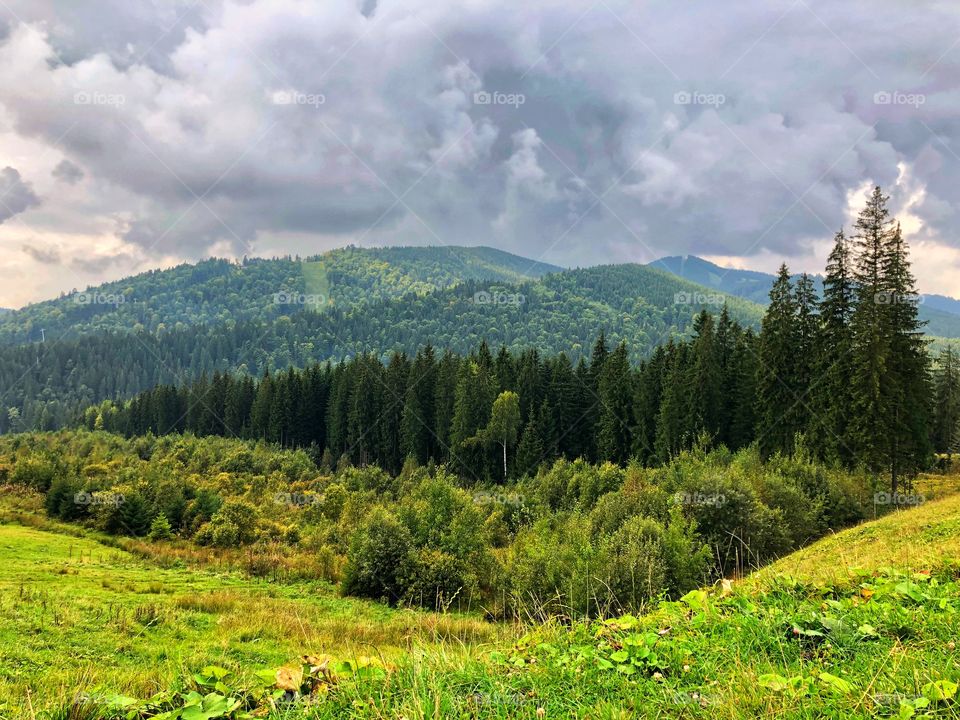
[0,0,958,307]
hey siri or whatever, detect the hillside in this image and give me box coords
[651,254,960,338]
[754,483,960,584]
[0,263,764,433]
[0,246,563,346]
[1,447,957,719]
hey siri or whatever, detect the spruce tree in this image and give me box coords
[882,222,931,489]
[401,346,437,464]
[793,273,819,434]
[934,348,960,459]
[596,342,635,464]
[756,265,799,457]
[516,415,545,478]
[655,343,690,462]
[729,329,759,450]
[848,187,896,476]
[688,311,721,440]
[812,230,856,464]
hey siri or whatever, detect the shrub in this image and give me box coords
[341,508,413,604]
[599,516,667,612]
[404,548,469,610]
[504,514,599,619]
[10,455,57,492]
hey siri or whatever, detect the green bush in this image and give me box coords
[599,516,667,612]
[403,548,469,610]
[341,508,413,605]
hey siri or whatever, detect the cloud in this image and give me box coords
[51,159,84,184]
[0,166,40,224]
[0,0,958,302]
[21,243,60,264]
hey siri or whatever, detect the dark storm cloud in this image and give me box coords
[0,167,40,224]
[0,0,957,272]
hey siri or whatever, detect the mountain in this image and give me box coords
[0,260,764,433]
[650,255,960,338]
[924,293,960,316]
[0,246,563,346]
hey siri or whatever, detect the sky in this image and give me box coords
[0,0,958,308]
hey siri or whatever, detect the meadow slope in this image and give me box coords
[2,479,960,719]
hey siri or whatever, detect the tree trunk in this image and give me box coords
[502,441,507,481]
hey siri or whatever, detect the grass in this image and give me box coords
[3,477,960,719]
[0,522,504,719]
[753,486,960,585]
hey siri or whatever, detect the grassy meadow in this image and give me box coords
[2,473,960,719]
[0,505,503,719]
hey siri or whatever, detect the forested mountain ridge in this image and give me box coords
[0,246,562,345]
[650,254,960,338]
[0,264,763,434]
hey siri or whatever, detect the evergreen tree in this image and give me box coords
[756,265,799,457]
[596,342,635,464]
[688,311,721,440]
[714,306,737,447]
[516,415,545,478]
[401,346,437,464]
[148,513,174,541]
[792,273,819,436]
[450,360,496,482]
[655,343,690,462]
[729,329,759,449]
[848,187,896,476]
[812,230,856,464]
[433,351,460,462]
[934,348,960,458]
[882,222,932,489]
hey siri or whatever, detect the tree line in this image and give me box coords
[81,189,957,488]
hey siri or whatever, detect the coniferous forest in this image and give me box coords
[80,189,954,491]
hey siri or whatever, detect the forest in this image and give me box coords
[80,189,960,493]
[0,262,761,435]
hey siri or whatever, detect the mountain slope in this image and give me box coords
[650,254,960,338]
[0,246,562,346]
[0,264,764,433]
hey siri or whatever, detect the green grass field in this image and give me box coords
[3,489,960,719]
[0,520,500,719]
